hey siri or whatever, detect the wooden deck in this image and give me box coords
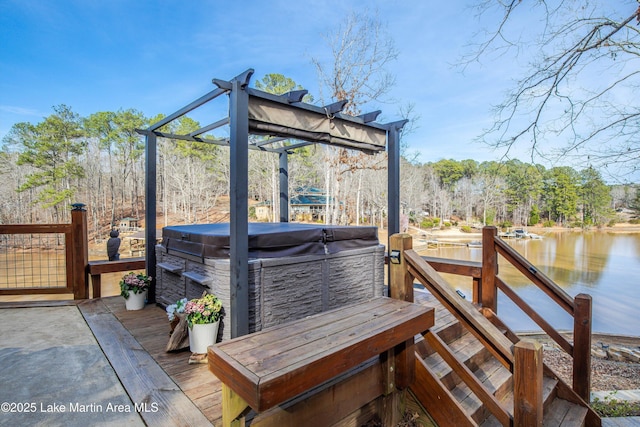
[75,293,444,426]
[78,296,224,426]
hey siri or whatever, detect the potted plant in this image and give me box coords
[120,272,151,310]
[185,293,223,354]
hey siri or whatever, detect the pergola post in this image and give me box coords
[229,69,253,338]
[387,120,408,292]
[145,132,157,303]
[387,120,408,239]
[279,151,289,222]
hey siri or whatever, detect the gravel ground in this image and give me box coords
[544,348,640,392]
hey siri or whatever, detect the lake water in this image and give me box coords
[419,231,640,336]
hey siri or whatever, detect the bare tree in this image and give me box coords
[470,1,640,179]
[312,9,400,225]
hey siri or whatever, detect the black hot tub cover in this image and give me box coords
[161,223,379,259]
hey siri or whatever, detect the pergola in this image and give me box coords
[139,69,407,338]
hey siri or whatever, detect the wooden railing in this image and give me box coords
[391,228,593,401]
[87,257,146,298]
[0,204,89,299]
[480,226,592,401]
[389,226,594,423]
[0,203,148,301]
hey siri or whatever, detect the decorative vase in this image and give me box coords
[124,290,147,310]
[188,322,219,353]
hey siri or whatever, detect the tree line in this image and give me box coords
[1,101,637,241]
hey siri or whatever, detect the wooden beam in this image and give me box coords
[389,233,414,303]
[481,226,498,313]
[250,361,384,427]
[88,258,146,275]
[573,293,592,401]
[222,384,250,427]
[422,256,482,278]
[496,277,573,355]
[514,340,543,426]
[71,206,89,300]
[411,356,475,427]
[88,258,146,299]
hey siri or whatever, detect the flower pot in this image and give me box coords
[124,290,147,310]
[188,322,219,354]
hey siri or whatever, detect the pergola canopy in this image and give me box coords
[140,69,406,338]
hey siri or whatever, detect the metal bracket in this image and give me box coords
[389,249,401,264]
[284,90,308,103]
[358,110,381,123]
[322,99,349,117]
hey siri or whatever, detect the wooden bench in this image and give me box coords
[88,257,146,298]
[208,296,434,426]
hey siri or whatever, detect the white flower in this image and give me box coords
[166,298,188,321]
[166,304,177,321]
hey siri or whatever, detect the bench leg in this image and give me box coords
[91,274,101,298]
[222,384,250,427]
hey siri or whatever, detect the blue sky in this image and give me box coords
[0,0,566,167]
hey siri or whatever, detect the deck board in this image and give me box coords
[80,297,222,425]
[77,293,440,426]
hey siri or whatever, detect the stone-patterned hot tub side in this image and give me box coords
[155,223,385,341]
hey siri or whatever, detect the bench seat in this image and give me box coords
[208,296,434,426]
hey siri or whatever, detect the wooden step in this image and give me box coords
[414,289,474,359]
[479,376,559,426]
[543,398,588,427]
[423,331,493,390]
[415,313,465,358]
[455,357,513,423]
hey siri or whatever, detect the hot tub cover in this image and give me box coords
[161,223,379,259]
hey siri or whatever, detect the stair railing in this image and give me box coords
[480,226,592,401]
[391,227,593,402]
[389,234,542,426]
[389,231,594,425]
[391,234,520,426]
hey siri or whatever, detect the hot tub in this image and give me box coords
[155,223,385,340]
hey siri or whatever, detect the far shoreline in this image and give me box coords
[406,223,640,240]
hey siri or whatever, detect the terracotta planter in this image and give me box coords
[124,290,147,310]
[188,321,219,353]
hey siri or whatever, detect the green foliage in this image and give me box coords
[543,220,555,227]
[580,167,613,226]
[543,166,579,225]
[460,225,472,233]
[255,73,313,102]
[499,220,513,229]
[529,205,540,225]
[119,272,151,299]
[592,392,640,417]
[432,159,465,188]
[185,293,223,328]
[484,208,496,226]
[4,105,86,212]
[420,218,437,229]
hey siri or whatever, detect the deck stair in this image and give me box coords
[411,289,599,426]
